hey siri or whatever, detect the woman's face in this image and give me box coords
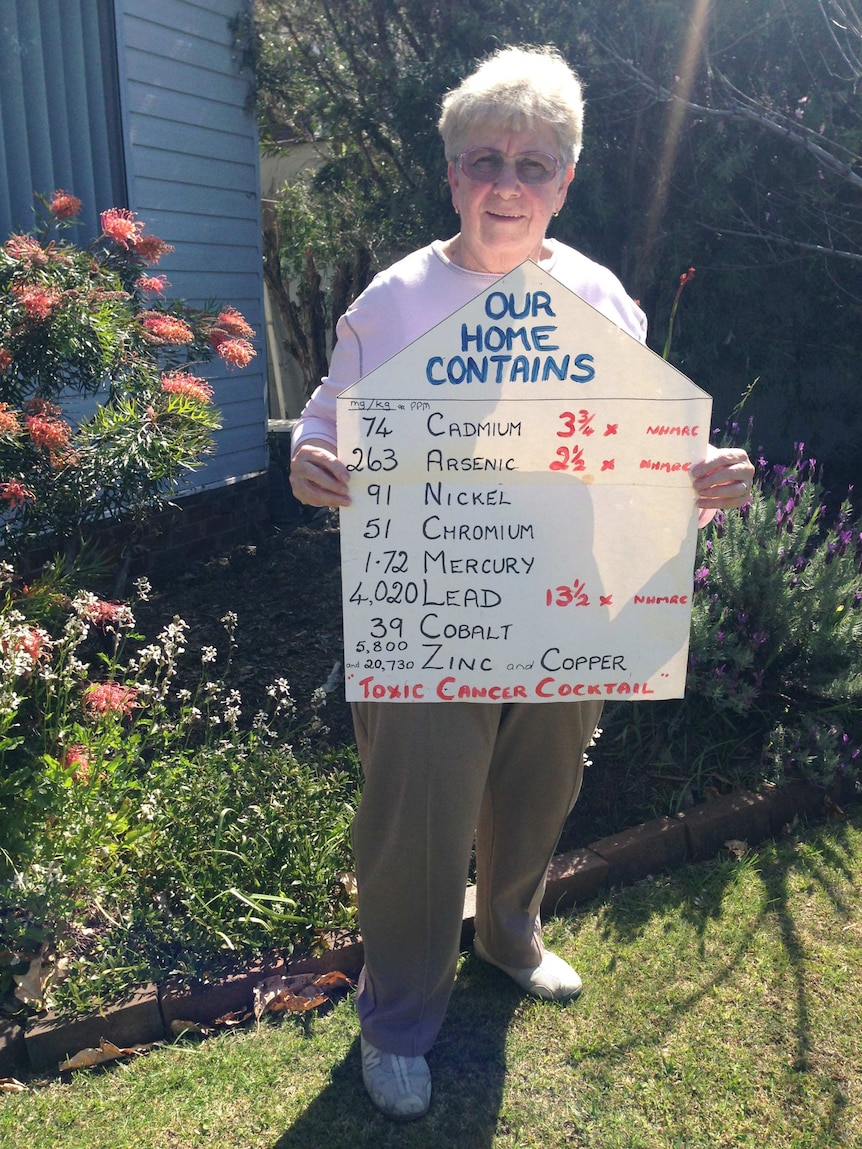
[447,120,574,273]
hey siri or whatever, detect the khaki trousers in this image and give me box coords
[350,698,602,1057]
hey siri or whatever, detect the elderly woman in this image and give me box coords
[291,45,754,1120]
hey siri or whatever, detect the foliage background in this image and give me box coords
[245,0,861,492]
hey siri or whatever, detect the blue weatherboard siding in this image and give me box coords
[117,0,267,490]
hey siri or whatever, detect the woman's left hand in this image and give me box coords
[690,445,755,511]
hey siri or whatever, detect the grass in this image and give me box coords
[2,808,860,1149]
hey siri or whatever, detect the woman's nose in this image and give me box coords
[493,162,522,193]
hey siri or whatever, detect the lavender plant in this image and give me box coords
[688,433,862,788]
[589,429,861,819]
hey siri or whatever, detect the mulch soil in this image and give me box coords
[134,515,355,751]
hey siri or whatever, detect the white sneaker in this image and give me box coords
[360,1035,431,1120]
[474,935,583,1001]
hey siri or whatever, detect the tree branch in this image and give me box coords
[707,226,862,264]
[597,41,862,192]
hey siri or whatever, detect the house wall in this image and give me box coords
[116,0,268,493]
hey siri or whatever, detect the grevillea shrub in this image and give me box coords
[0,191,256,571]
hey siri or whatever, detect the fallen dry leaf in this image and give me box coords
[267,989,327,1015]
[13,944,56,1010]
[210,1009,254,1028]
[59,1037,148,1073]
[312,970,353,991]
[253,977,322,1022]
[724,838,749,859]
[781,813,800,839]
[337,870,358,902]
[253,969,353,1023]
[824,796,847,821]
[170,1019,211,1037]
[0,1078,27,1094]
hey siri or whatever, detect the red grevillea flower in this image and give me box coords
[83,681,138,718]
[133,234,174,264]
[136,274,169,297]
[24,397,63,418]
[161,370,214,403]
[61,744,91,783]
[214,337,255,368]
[100,207,144,248]
[25,413,71,454]
[2,626,51,671]
[139,312,194,344]
[0,403,21,435]
[17,627,51,664]
[0,350,13,376]
[0,480,35,508]
[212,307,254,340]
[208,308,255,368]
[12,283,61,321]
[49,189,82,219]
[4,234,48,266]
[82,598,135,632]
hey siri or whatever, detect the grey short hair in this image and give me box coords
[438,45,584,167]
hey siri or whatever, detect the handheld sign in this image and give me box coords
[337,261,712,703]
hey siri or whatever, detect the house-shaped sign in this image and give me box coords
[336,260,712,703]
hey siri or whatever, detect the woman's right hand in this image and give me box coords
[289,439,352,507]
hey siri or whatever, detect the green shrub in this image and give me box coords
[0,583,360,1014]
[595,432,862,807]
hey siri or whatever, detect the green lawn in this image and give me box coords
[3,809,860,1149]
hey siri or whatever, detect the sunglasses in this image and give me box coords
[458,147,561,186]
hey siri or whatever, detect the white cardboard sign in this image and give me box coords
[336,261,712,703]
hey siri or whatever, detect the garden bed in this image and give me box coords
[130,515,722,849]
[2,489,859,1062]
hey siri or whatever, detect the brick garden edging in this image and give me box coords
[1,777,849,1077]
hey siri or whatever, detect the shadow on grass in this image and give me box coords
[271,959,520,1149]
[271,813,860,1147]
[568,810,859,1138]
